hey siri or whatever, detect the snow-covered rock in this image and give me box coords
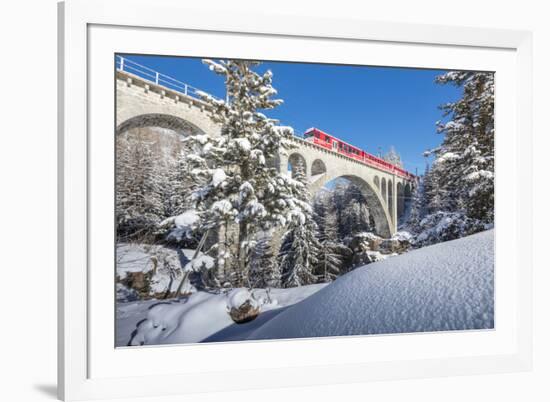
[226,288,260,324]
[348,231,383,252]
[116,244,196,300]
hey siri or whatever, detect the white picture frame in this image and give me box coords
[58,0,533,400]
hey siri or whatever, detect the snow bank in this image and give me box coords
[247,229,494,340]
[121,284,326,346]
[128,292,234,345]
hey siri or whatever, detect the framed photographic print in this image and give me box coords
[58,0,533,400]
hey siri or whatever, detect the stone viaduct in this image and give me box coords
[116,65,415,237]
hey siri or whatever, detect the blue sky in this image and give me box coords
[120,54,462,174]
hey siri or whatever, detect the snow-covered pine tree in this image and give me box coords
[331,180,349,240]
[312,192,328,237]
[116,129,165,241]
[329,181,372,239]
[315,207,342,283]
[412,71,494,246]
[184,59,310,287]
[342,198,371,236]
[163,145,194,218]
[249,236,280,288]
[383,145,403,168]
[432,71,494,223]
[279,160,321,287]
[405,177,424,234]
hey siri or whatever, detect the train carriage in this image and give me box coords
[303,127,415,180]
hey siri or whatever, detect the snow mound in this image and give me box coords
[174,210,199,230]
[129,292,233,345]
[123,284,326,346]
[183,254,215,272]
[247,230,494,340]
[391,231,413,242]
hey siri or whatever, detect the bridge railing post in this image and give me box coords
[155,72,159,85]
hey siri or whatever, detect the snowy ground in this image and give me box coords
[116,284,326,346]
[117,229,494,346]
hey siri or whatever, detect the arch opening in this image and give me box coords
[115,119,199,243]
[116,113,205,137]
[287,153,308,178]
[313,175,392,238]
[311,159,327,176]
[374,176,380,190]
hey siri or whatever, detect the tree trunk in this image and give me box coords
[237,221,249,287]
[174,229,209,298]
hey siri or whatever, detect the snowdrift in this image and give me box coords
[247,229,494,340]
[123,284,326,346]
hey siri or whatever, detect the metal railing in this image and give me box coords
[116,55,223,102]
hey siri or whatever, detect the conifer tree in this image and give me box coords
[406,178,424,234]
[116,130,164,240]
[249,236,280,288]
[315,209,342,282]
[163,145,195,218]
[279,160,321,287]
[383,145,403,168]
[432,71,494,222]
[412,71,494,246]
[185,59,310,286]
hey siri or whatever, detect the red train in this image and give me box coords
[303,127,415,180]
